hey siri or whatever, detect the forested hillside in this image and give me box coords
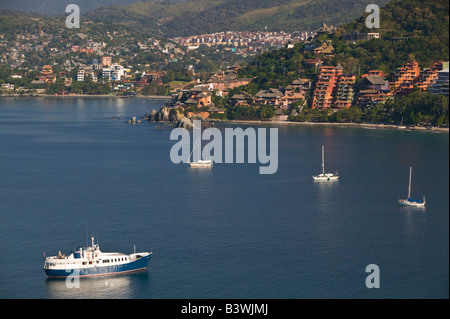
[86,0,390,37]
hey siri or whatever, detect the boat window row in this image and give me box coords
[102,257,128,263]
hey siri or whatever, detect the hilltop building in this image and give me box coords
[315,23,337,35]
[344,32,380,42]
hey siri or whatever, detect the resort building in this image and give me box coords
[312,64,356,109]
[390,61,420,94]
[254,88,284,107]
[429,68,449,95]
[357,71,391,108]
[415,62,446,91]
[334,74,356,109]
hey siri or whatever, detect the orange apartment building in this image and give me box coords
[38,65,56,84]
[312,64,356,109]
[415,61,445,90]
[312,65,341,108]
[390,61,447,94]
[390,61,420,94]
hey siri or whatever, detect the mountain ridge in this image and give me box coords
[86,0,391,37]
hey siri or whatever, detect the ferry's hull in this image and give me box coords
[45,254,151,278]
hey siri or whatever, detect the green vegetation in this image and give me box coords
[337,0,450,71]
[225,0,449,125]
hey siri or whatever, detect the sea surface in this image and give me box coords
[0,97,448,299]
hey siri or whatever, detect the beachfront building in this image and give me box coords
[102,63,130,81]
[357,71,392,108]
[39,65,57,84]
[254,88,284,107]
[334,74,356,109]
[312,64,356,109]
[312,65,342,109]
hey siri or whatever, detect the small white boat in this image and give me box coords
[313,145,339,181]
[190,159,213,168]
[398,166,426,207]
[188,137,213,168]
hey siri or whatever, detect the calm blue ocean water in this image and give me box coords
[0,97,448,299]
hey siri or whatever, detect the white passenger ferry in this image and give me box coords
[44,237,152,278]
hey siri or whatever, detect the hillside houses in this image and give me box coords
[207,69,253,96]
[229,78,309,109]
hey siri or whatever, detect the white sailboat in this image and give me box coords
[189,137,213,168]
[313,145,339,181]
[398,166,426,207]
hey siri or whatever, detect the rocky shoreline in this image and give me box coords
[145,106,219,129]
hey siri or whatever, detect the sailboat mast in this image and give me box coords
[408,166,412,199]
[188,138,199,163]
[322,145,325,174]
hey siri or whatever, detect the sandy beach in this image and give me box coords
[229,120,449,133]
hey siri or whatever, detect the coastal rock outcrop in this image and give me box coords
[148,105,215,129]
[176,117,194,129]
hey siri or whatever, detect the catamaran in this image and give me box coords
[313,145,339,181]
[398,166,426,207]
